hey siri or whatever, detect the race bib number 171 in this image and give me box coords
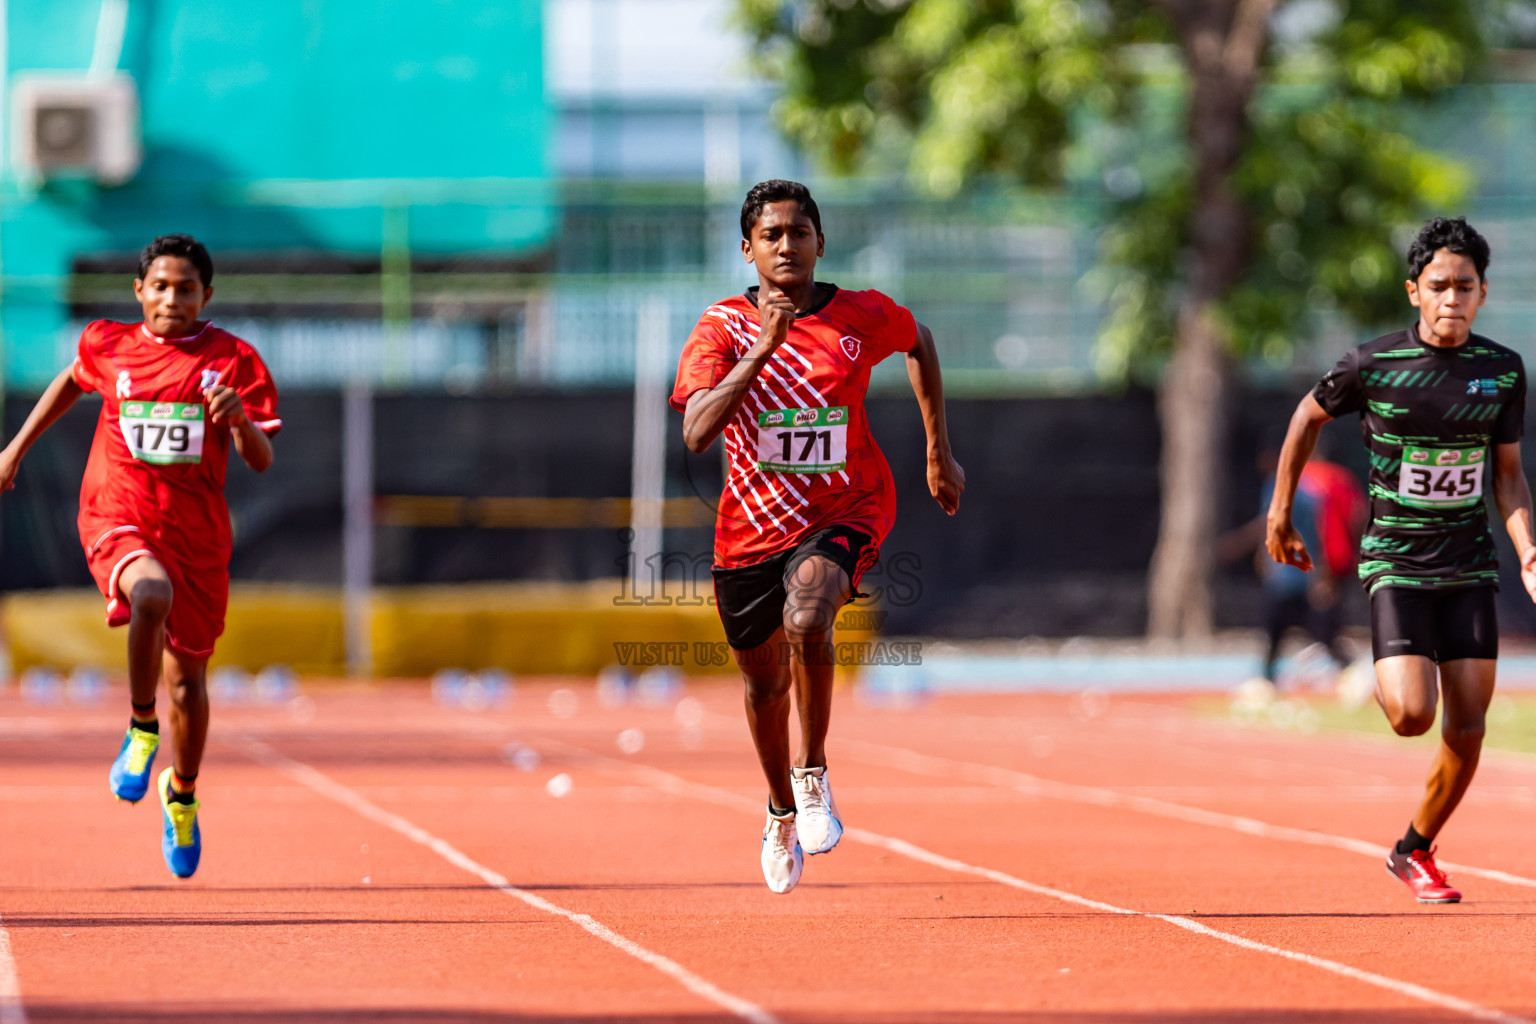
[120,401,205,465]
[1398,446,1484,508]
[756,406,848,473]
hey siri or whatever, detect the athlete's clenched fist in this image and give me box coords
[1265,515,1313,573]
[1520,547,1536,604]
[928,451,965,515]
[0,447,19,492]
[204,383,248,427]
[757,286,797,352]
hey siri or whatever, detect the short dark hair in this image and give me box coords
[740,179,822,239]
[1407,217,1489,281]
[137,234,214,287]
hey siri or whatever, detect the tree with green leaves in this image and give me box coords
[738,0,1509,638]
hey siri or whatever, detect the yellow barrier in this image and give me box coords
[3,585,347,676]
[369,581,731,677]
[2,582,877,679]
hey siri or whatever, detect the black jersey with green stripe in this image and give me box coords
[1313,327,1525,596]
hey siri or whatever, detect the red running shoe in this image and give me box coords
[1386,846,1461,904]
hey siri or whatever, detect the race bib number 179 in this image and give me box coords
[120,401,205,465]
[1398,446,1484,508]
[756,406,848,473]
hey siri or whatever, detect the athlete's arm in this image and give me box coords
[681,290,796,454]
[1491,442,1536,602]
[907,322,964,515]
[205,383,275,473]
[1265,393,1333,571]
[0,365,86,492]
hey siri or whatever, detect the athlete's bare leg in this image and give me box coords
[735,630,795,811]
[1375,654,1496,838]
[784,554,852,771]
[1374,654,1438,736]
[117,557,172,714]
[162,648,210,795]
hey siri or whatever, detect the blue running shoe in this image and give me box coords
[108,726,159,803]
[158,767,201,878]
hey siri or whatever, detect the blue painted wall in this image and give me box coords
[3,0,551,387]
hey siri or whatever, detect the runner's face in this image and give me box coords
[134,257,212,337]
[742,201,823,292]
[1406,249,1485,346]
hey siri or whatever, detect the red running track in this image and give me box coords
[1,682,1534,1022]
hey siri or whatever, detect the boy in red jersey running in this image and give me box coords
[672,180,964,893]
[0,235,279,878]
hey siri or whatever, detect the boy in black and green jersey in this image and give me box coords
[1267,218,1536,904]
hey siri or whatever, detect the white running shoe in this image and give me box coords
[791,765,843,854]
[760,809,803,894]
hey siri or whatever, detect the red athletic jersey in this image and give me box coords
[72,320,281,570]
[671,286,917,568]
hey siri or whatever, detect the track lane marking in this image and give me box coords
[851,831,1530,1024]
[534,736,1532,1024]
[832,736,1536,891]
[0,913,25,1024]
[241,739,778,1024]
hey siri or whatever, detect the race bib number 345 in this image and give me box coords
[120,402,204,465]
[1398,446,1484,508]
[756,406,848,473]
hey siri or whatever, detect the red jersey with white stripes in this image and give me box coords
[671,285,917,568]
[72,320,281,570]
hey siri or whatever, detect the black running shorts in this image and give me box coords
[1370,586,1498,663]
[711,524,877,651]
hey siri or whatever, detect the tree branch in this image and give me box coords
[1223,0,1280,81]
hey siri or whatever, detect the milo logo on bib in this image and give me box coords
[755,406,849,474]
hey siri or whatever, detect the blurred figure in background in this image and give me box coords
[1305,447,1370,593]
[1223,428,1362,693]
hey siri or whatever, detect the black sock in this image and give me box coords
[168,770,196,804]
[1396,824,1432,856]
[129,716,159,734]
[768,802,794,818]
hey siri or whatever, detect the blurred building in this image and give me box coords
[547,0,799,184]
[2,0,551,389]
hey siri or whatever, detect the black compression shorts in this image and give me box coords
[1370,586,1498,663]
[711,524,877,651]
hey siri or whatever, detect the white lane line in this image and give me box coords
[0,913,26,1024]
[537,738,1532,1024]
[836,737,1536,891]
[242,739,777,1024]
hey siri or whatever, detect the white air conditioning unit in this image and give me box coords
[10,73,141,185]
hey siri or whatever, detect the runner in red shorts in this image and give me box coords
[673,180,964,892]
[0,235,279,877]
